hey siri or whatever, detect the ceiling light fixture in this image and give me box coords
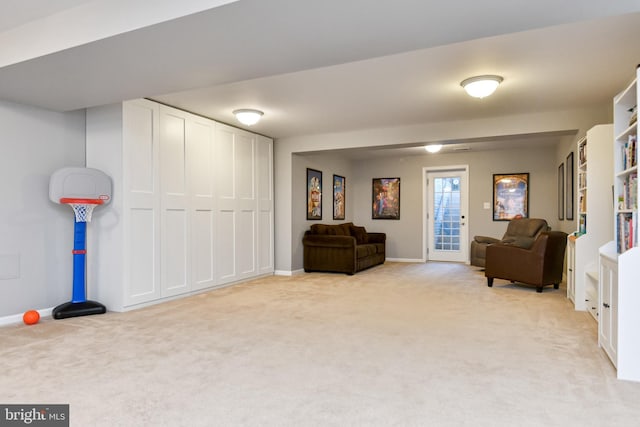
[424,144,443,153]
[233,109,264,126]
[460,75,503,99]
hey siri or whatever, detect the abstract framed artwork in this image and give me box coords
[306,168,322,220]
[493,173,529,221]
[558,163,565,220]
[372,177,400,219]
[566,152,574,221]
[333,174,345,220]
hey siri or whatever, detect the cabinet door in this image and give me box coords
[256,135,274,275]
[215,124,258,284]
[599,257,618,367]
[188,117,216,291]
[123,100,162,306]
[159,107,190,297]
[567,240,575,303]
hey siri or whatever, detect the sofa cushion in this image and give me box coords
[310,223,352,236]
[356,244,376,258]
[349,225,369,244]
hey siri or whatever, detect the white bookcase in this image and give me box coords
[567,125,613,320]
[599,68,640,381]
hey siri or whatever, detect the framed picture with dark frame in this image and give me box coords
[372,177,400,219]
[558,163,564,220]
[333,174,345,220]
[306,168,322,220]
[493,173,529,221]
[566,152,574,220]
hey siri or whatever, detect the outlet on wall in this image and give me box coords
[483,202,491,210]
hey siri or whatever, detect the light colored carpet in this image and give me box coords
[1,262,639,426]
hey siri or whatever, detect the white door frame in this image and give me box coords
[422,165,470,263]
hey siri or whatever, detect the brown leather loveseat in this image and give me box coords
[302,222,385,275]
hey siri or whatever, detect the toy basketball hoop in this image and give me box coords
[49,168,112,320]
[60,198,104,223]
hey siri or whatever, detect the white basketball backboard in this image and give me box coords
[49,167,112,204]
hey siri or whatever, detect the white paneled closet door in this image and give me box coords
[215,124,258,284]
[188,116,216,291]
[256,136,274,275]
[159,107,190,297]
[123,100,162,306]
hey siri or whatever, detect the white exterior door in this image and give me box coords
[425,167,469,263]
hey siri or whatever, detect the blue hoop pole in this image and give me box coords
[71,220,87,303]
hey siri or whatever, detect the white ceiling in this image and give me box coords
[1,0,640,151]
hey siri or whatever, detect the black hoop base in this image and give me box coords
[52,301,106,319]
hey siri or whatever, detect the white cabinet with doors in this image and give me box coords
[86,99,273,311]
[598,244,618,367]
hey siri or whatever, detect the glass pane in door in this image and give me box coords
[433,176,461,251]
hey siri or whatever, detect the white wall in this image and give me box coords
[350,146,559,261]
[0,101,85,317]
[554,104,613,236]
[288,152,353,273]
[275,106,611,273]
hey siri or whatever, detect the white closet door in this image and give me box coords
[215,124,258,284]
[123,100,161,306]
[188,117,216,291]
[159,107,190,297]
[256,136,274,275]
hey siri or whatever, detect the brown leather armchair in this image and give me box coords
[470,218,550,267]
[485,231,568,293]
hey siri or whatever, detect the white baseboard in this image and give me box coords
[0,307,53,327]
[386,258,425,263]
[274,269,305,276]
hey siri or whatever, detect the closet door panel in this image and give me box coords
[160,108,190,296]
[256,137,274,274]
[237,210,256,276]
[217,210,236,282]
[193,209,215,290]
[126,208,158,305]
[188,118,216,291]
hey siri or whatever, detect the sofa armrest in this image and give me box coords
[366,232,386,244]
[474,235,500,244]
[302,234,356,248]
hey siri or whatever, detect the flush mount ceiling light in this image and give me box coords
[233,109,264,126]
[460,75,503,99]
[424,144,443,153]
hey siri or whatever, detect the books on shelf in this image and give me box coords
[578,171,587,189]
[617,212,637,253]
[579,141,587,165]
[622,134,637,170]
[618,172,638,210]
[578,214,586,235]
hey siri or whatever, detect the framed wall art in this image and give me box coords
[306,168,322,220]
[558,163,564,220]
[493,173,529,221]
[333,174,345,220]
[566,152,574,220]
[372,177,400,219]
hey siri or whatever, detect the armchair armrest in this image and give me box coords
[473,235,501,244]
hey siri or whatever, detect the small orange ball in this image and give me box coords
[23,310,40,325]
